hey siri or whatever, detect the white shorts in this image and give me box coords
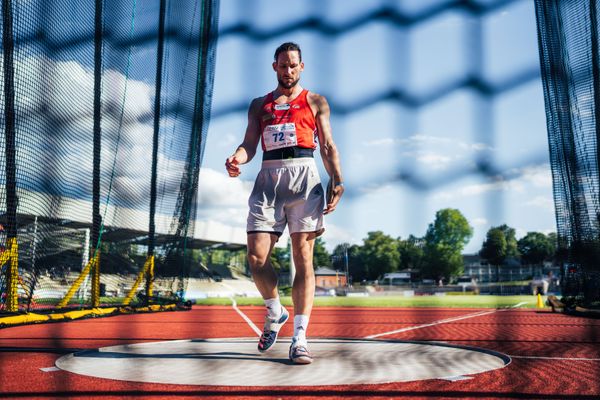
[247,158,325,237]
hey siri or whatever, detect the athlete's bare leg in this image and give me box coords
[290,231,317,316]
[247,232,279,299]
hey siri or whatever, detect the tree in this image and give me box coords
[313,237,331,267]
[480,228,508,266]
[361,231,400,280]
[398,235,424,270]
[333,243,367,283]
[480,227,508,282]
[497,224,519,258]
[421,209,473,280]
[518,232,554,267]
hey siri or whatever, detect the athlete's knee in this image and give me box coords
[247,251,269,270]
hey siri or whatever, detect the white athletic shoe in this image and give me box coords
[257,306,289,353]
[289,338,313,364]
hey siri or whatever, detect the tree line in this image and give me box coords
[270,208,557,283]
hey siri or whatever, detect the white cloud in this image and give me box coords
[524,196,555,212]
[364,138,396,146]
[364,134,491,171]
[6,55,202,220]
[516,164,552,188]
[434,179,518,201]
[414,152,454,169]
[194,168,253,228]
[471,217,488,226]
[321,223,360,251]
[197,168,253,207]
[434,164,552,201]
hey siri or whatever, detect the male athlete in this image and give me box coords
[225,42,344,364]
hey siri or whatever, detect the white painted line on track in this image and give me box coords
[229,296,262,337]
[509,355,600,361]
[40,367,60,372]
[365,302,526,340]
[441,375,474,381]
[364,309,497,339]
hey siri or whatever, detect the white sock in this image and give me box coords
[264,297,282,319]
[293,314,309,346]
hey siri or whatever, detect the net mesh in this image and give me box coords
[535,0,600,308]
[0,0,219,312]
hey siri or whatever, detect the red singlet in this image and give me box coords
[259,89,317,152]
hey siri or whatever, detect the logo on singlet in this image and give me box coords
[274,103,290,111]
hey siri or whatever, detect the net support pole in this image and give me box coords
[58,253,97,308]
[91,0,104,308]
[148,0,166,257]
[590,1,600,223]
[145,0,166,305]
[124,255,154,305]
[2,0,19,313]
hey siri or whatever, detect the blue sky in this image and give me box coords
[3,0,553,254]
[198,0,555,253]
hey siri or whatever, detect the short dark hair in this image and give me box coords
[274,42,302,62]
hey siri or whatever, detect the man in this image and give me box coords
[225,42,344,364]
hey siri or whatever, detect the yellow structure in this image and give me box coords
[0,238,19,312]
[124,255,155,305]
[57,251,100,308]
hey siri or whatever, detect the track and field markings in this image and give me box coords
[509,355,600,361]
[40,367,60,372]
[441,375,474,381]
[365,302,527,340]
[364,309,498,339]
[229,297,262,337]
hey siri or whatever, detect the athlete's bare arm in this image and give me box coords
[309,92,344,214]
[225,97,264,177]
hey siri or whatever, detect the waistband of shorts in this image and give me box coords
[262,146,314,161]
[261,157,317,169]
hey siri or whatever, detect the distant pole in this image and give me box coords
[344,244,349,287]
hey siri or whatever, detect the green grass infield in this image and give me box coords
[194,294,543,308]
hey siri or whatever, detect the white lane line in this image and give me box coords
[40,367,60,372]
[364,309,497,339]
[441,375,474,381]
[509,355,600,361]
[364,301,527,340]
[229,297,262,337]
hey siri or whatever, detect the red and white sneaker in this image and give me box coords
[257,306,289,353]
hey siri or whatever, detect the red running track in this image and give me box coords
[0,305,599,399]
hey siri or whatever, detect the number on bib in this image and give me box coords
[263,123,298,151]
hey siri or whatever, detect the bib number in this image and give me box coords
[263,123,298,151]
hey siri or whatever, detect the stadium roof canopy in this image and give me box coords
[0,187,287,250]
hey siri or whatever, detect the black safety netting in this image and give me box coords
[536,0,600,309]
[0,0,219,312]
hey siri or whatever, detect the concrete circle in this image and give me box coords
[55,338,510,386]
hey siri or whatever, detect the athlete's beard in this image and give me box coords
[278,76,300,89]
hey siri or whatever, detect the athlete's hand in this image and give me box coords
[324,183,344,215]
[225,156,241,177]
